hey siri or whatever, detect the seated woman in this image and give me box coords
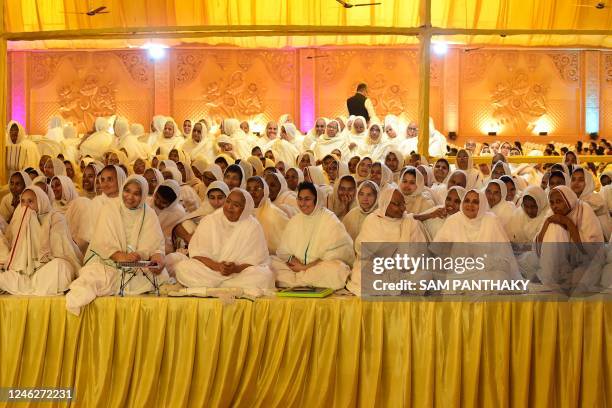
[264,172,298,217]
[90,165,127,226]
[398,166,436,215]
[174,189,274,291]
[384,149,404,182]
[66,175,166,315]
[43,157,67,179]
[80,162,103,199]
[327,174,357,219]
[484,179,515,238]
[0,186,82,295]
[272,182,354,290]
[369,162,393,188]
[50,175,78,213]
[355,156,372,183]
[284,167,304,192]
[223,163,246,189]
[455,148,483,189]
[161,165,200,213]
[143,167,164,204]
[420,186,466,241]
[499,175,521,205]
[303,165,333,198]
[570,166,611,240]
[152,179,186,254]
[175,181,229,247]
[246,176,289,254]
[346,184,428,296]
[433,189,521,282]
[342,180,379,240]
[0,171,32,223]
[534,186,604,292]
[509,186,548,243]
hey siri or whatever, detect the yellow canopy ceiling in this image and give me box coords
[4,0,612,49]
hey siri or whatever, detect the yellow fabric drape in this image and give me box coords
[0,1,7,184]
[0,296,609,407]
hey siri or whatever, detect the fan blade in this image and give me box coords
[353,2,382,6]
[90,6,107,13]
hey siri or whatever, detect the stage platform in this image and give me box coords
[0,295,609,407]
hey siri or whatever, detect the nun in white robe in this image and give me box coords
[181,121,215,163]
[280,123,305,151]
[266,125,300,167]
[534,186,605,292]
[115,116,151,162]
[66,175,167,315]
[570,166,611,240]
[5,120,40,172]
[152,118,184,156]
[455,148,484,190]
[357,123,389,162]
[313,120,350,161]
[79,117,114,160]
[248,176,289,254]
[89,165,127,232]
[50,175,79,214]
[326,174,358,219]
[509,186,548,243]
[152,179,186,254]
[141,115,167,147]
[177,181,230,242]
[273,184,354,290]
[45,116,65,143]
[342,180,379,240]
[162,165,201,213]
[399,166,436,215]
[0,186,82,296]
[0,171,32,223]
[432,189,521,282]
[347,116,369,153]
[427,118,448,157]
[346,184,429,296]
[221,119,252,159]
[174,188,275,290]
[304,165,333,199]
[485,179,516,238]
[265,172,299,218]
[421,186,466,242]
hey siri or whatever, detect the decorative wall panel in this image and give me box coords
[26,50,154,134]
[459,50,581,143]
[171,49,297,128]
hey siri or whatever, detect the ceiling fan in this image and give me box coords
[335,0,382,8]
[63,6,109,16]
[575,1,606,9]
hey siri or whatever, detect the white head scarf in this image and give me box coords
[51,175,78,204]
[375,184,402,219]
[486,179,508,205]
[121,175,149,210]
[227,188,255,221]
[45,158,67,177]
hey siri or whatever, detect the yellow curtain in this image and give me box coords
[0,296,609,407]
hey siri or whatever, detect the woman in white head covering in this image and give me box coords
[160,164,201,213]
[88,165,127,238]
[347,116,368,153]
[313,120,350,162]
[398,166,436,215]
[600,170,612,219]
[280,122,304,150]
[570,166,611,240]
[272,182,354,290]
[357,123,388,162]
[66,175,166,315]
[50,175,78,213]
[369,161,393,188]
[265,123,300,166]
[346,184,428,296]
[173,188,275,291]
[430,158,451,204]
[115,116,151,162]
[264,172,299,217]
[45,116,64,143]
[174,181,230,247]
[0,185,82,296]
[80,161,103,199]
[433,188,521,282]
[6,120,41,172]
[397,122,419,157]
[534,185,604,292]
[427,117,447,157]
[79,117,114,160]
[246,176,289,254]
[484,179,516,237]
[420,186,467,241]
[221,118,252,159]
[142,115,168,146]
[303,165,333,200]
[285,166,304,192]
[296,152,316,171]
[342,180,379,240]
[327,174,357,219]
[303,117,328,151]
[0,171,32,223]
[181,121,214,163]
[383,148,405,183]
[455,148,484,190]
[43,157,67,179]
[151,179,186,254]
[383,115,403,148]
[509,186,548,243]
[152,118,184,157]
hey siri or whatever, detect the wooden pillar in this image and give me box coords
[417,0,431,158]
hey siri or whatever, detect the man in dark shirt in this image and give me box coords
[346,83,378,124]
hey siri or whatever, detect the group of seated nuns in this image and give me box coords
[1,115,611,315]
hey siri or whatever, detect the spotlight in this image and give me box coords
[432,42,448,56]
[141,43,168,60]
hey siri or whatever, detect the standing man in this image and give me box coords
[346,83,378,125]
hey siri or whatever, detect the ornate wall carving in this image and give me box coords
[547,52,580,82]
[26,50,154,133]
